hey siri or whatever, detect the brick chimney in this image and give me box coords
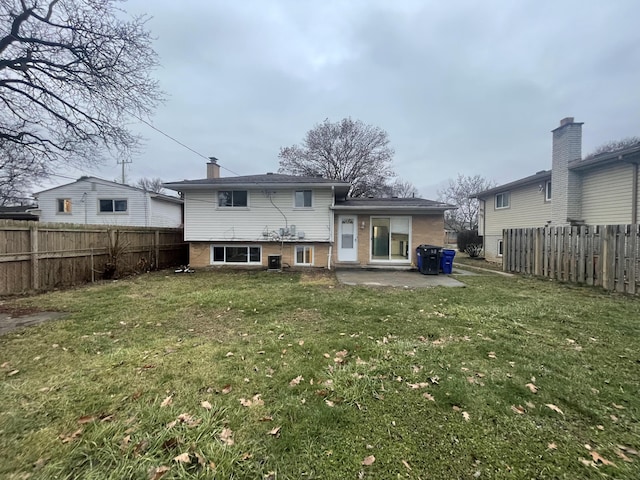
[551,117,583,225]
[207,157,220,179]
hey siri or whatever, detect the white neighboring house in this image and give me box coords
[33,177,183,227]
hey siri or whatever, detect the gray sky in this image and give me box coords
[69,0,640,199]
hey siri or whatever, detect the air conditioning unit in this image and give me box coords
[268,254,282,271]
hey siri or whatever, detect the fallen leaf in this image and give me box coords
[289,375,303,387]
[590,450,616,467]
[173,452,191,464]
[0,361,9,368]
[148,465,170,480]
[201,400,212,410]
[60,428,83,443]
[268,426,281,436]
[323,353,330,358]
[548,443,557,450]
[422,392,435,402]
[452,405,461,412]
[361,455,375,466]
[325,399,335,407]
[545,404,564,415]
[7,369,19,377]
[462,411,470,421]
[511,405,525,415]
[612,403,625,410]
[219,428,234,446]
[160,395,173,408]
[525,401,536,409]
[194,452,206,465]
[259,416,273,422]
[610,415,618,422]
[488,352,496,359]
[615,449,633,463]
[617,445,639,456]
[402,460,412,470]
[121,434,131,449]
[225,352,234,357]
[525,383,538,394]
[221,384,232,394]
[407,382,429,389]
[579,457,594,467]
[77,415,97,424]
[298,340,304,346]
[597,425,604,431]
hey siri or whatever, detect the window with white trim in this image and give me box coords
[495,192,510,209]
[218,190,248,207]
[211,245,261,264]
[57,198,72,213]
[497,239,503,257]
[99,199,128,213]
[294,190,312,208]
[295,245,314,265]
[545,180,552,201]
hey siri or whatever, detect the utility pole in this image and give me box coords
[117,158,132,184]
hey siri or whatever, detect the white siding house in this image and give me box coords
[475,118,640,262]
[164,160,454,269]
[34,177,183,227]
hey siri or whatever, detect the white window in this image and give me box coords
[57,198,72,214]
[495,192,510,209]
[294,190,312,208]
[545,181,552,201]
[218,190,248,207]
[211,245,261,264]
[497,239,503,257]
[295,245,314,265]
[99,199,127,213]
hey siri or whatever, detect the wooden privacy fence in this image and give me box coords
[503,225,640,294]
[0,220,188,296]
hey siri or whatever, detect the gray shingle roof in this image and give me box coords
[472,170,551,198]
[334,197,454,210]
[164,174,351,187]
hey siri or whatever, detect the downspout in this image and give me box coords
[328,185,335,270]
[632,162,638,224]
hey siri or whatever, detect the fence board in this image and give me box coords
[504,224,640,294]
[0,221,187,295]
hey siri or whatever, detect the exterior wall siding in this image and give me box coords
[481,183,551,261]
[581,163,634,224]
[188,242,331,268]
[150,198,183,228]
[37,179,183,227]
[184,187,334,242]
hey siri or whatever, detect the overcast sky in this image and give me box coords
[65,0,640,199]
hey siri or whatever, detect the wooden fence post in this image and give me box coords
[30,224,39,291]
[155,230,160,269]
[616,225,627,293]
[629,225,638,295]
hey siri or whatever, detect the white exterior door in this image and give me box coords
[338,215,358,262]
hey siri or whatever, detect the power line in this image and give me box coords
[128,111,242,177]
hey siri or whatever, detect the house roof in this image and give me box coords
[471,170,551,198]
[34,176,183,204]
[163,173,352,196]
[569,143,640,171]
[0,205,39,220]
[333,197,455,212]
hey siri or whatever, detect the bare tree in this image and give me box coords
[136,177,165,193]
[278,118,396,197]
[438,174,495,231]
[585,137,640,158]
[0,0,163,204]
[389,179,418,198]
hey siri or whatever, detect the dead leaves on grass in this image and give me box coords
[361,455,375,466]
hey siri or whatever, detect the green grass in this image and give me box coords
[1,269,639,479]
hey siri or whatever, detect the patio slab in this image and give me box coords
[335,268,470,288]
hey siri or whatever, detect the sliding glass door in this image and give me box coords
[371,216,410,261]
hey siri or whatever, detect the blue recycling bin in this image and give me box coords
[440,249,456,274]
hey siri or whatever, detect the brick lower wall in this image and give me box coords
[189,242,331,268]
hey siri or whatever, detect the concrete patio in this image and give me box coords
[335,267,477,288]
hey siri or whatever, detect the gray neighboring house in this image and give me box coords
[33,177,183,227]
[474,117,640,262]
[0,205,39,221]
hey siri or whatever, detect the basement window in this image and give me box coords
[497,239,503,257]
[211,245,261,264]
[295,245,314,265]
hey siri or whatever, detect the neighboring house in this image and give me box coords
[0,205,39,221]
[33,177,183,227]
[474,117,640,261]
[163,159,454,269]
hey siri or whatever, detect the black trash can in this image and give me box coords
[417,245,441,275]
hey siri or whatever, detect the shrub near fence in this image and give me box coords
[503,225,640,294]
[0,220,188,296]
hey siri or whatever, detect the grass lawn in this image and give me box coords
[1,269,639,479]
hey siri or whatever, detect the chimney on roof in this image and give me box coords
[551,117,583,225]
[207,157,220,179]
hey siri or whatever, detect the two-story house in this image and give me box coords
[164,159,453,269]
[34,177,183,227]
[474,117,640,261]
